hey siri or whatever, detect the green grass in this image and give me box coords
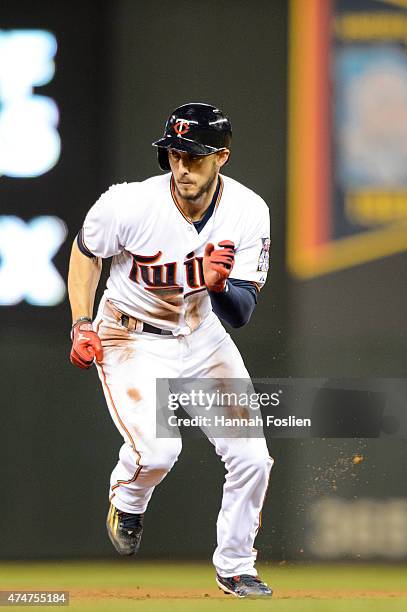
[0,561,406,611]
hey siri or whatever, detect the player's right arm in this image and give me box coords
[68,240,103,369]
[68,239,102,323]
[67,182,138,369]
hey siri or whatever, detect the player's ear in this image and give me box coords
[217,149,230,168]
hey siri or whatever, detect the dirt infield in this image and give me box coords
[2,562,407,610]
[68,588,407,600]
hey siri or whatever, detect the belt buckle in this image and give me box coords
[121,314,138,331]
[121,314,142,333]
[120,314,129,328]
[121,314,171,335]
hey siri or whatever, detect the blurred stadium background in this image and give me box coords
[1,0,407,607]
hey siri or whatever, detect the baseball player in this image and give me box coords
[68,103,273,598]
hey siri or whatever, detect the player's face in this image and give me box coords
[168,149,229,202]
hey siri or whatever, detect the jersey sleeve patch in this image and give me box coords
[257,237,270,272]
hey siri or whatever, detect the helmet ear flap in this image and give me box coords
[157,148,170,171]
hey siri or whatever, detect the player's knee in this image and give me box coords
[227,451,273,479]
[147,438,182,472]
[245,453,273,474]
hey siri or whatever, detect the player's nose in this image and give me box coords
[178,156,188,171]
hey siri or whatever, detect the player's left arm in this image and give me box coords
[207,275,257,328]
[203,201,270,328]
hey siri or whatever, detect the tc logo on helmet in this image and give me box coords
[173,119,190,136]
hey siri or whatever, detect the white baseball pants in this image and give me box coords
[93,297,273,577]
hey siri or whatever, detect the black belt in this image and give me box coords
[120,314,173,336]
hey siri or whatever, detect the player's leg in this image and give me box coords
[211,436,273,577]
[182,317,273,582]
[93,304,182,524]
[96,353,182,515]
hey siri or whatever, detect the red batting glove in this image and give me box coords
[203,240,235,292]
[70,321,103,369]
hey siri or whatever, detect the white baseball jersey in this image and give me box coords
[82,172,270,336]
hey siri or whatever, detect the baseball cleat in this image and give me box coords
[216,574,273,598]
[106,503,144,555]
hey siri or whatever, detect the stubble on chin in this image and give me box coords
[175,170,218,202]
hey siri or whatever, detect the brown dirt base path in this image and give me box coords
[68,588,407,600]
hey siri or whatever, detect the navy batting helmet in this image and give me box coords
[152,102,232,171]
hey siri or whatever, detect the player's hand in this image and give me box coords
[203,240,235,292]
[70,321,103,369]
